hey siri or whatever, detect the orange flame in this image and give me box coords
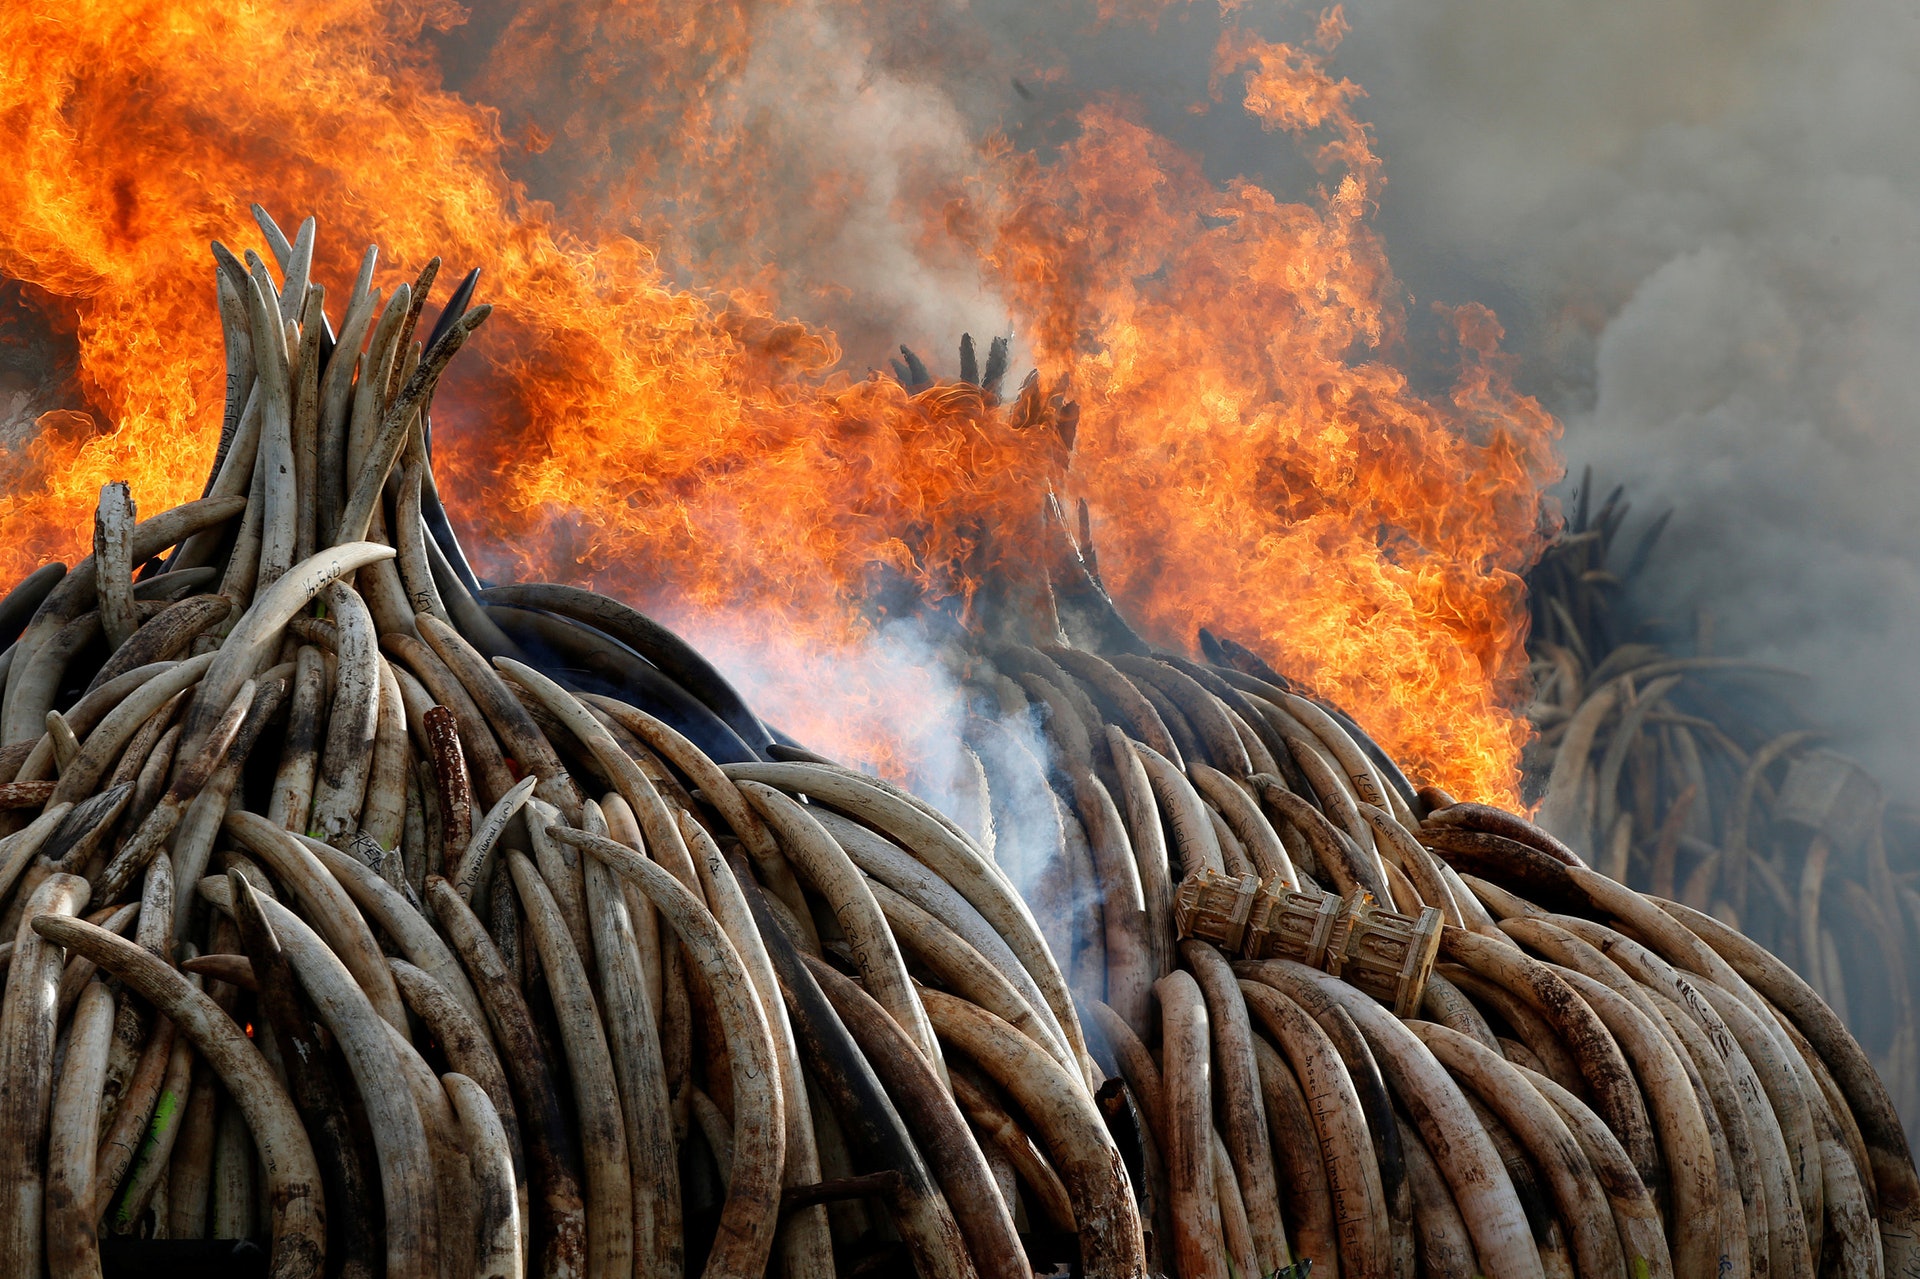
[0,0,1557,801]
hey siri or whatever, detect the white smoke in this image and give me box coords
[707,0,1018,366]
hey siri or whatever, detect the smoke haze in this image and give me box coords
[1331,0,1920,789]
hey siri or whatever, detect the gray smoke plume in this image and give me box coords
[1330,0,1920,792]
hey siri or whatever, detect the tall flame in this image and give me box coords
[0,0,1558,800]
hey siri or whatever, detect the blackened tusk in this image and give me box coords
[899,345,931,390]
[425,267,481,352]
[480,602,757,765]
[0,564,65,649]
[417,448,484,594]
[780,1171,906,1214]
[982,335,1010,397]
[477,581,775,754]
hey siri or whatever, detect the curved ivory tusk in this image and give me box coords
[0,873,90,1274]
[46,977,115,1275]
[1411,1020,1631,1279]
[415,624,579,820]
[723,760,1093,1091]
[1180,941,1289,1274]
[1516,1062,1675,1279]
[926,987,1148,1279]
[218,886,437,1279]
[1255,960,1544,1279]
[425,876,587,1279]
[94,676,252,903]
[308,581,379,846]
[450,774,536,905]
[444,1071,522,1279]
[305,837,485,1030]
[810,806,1070,1068]
[1441,925,1659,1188]
[577,838,680,1279]
[671,809,834,1278]
[224,813,410,1037]
[1133,742,1223,878]
[248,261,297,593]
[176,541,394,762]
[1154,970,1227,1279]
[736,781,943,1076]
[4,493,245,746]
[33,914,324,1279]
[808,949,1027,1279]
[506,850,634,1279]
[556,827,783,1279]
[1667,897,1920,1276]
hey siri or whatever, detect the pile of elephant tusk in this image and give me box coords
[1527,472,1920,1145]
[0,213,1911,1279]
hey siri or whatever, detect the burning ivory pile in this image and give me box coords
[0,213,1910,1279]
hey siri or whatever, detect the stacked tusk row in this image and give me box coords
[1527,474,1920,1137]
[0,214,1908,1279]
[958,630,1916,1279]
